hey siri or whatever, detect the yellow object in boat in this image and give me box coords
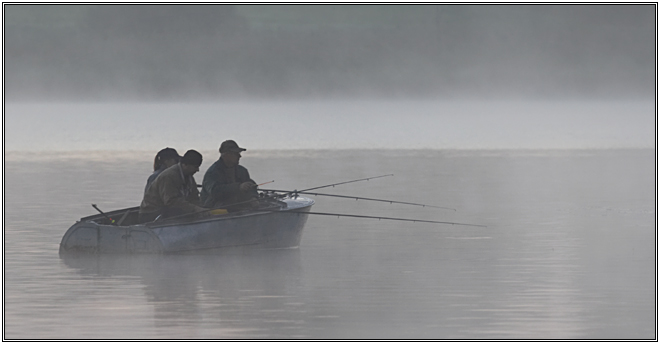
[209,209,228,215]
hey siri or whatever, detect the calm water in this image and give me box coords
[3,149,655,339]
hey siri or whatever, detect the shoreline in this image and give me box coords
[4,147,655,162]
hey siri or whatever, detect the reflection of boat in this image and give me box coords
[60,249,304,333]
[60,249,302,280]
[59,197,314,254]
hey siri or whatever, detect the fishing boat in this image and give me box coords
[60,174,484,255]
[59,196,315,254]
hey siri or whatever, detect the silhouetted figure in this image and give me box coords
[139,150,206,223]
[145,147,181,192]
[201,140,258,211]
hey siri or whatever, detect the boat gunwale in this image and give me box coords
[78,197,315,229]
[145,197,315,229]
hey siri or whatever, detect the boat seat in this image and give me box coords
[116,209,140,226]
[116,210,131,226]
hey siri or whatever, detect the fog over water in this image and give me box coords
[4,5,655,151]
[4,100,655,152]
[3,4,656,100]
[2,4,657,340]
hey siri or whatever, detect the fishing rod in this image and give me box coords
[202,174,395,210]
[196,180,274,188]
[282,210,486,227]
[231,174,396,209]
[153,201,483,227]
[198,174,392,193]
[260,189,456,211]
[160,175,397,222]
[296,174,393,193]
[91,204,116,225]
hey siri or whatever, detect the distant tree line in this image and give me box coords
[84,5,245,38]
[4,4,656,100]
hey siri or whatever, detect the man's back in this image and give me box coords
[200,159,255,208]
[140,164,200,216]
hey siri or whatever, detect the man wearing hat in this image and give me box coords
[139,149,207,223]
[201,140,258,210]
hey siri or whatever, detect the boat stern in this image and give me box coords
[59,221,164,255]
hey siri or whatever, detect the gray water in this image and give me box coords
[3,101,656,339]
[4,149,655,339]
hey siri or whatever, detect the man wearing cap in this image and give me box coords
[139,149,207,223]
[201,140,258,210]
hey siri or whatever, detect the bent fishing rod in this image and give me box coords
[260,189,456,211]
[279,210,486,228]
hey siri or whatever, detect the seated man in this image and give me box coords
[145,147,181,192]
[200,140,259,211]
[139,150,207,223]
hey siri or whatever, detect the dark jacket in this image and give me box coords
[200,158,257,208]
[144,166,166,193]
[139,163,204,221]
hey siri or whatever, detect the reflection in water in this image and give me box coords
[60,249,304,338]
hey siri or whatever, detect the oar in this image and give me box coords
[261,189,456,211]
[283,210,486,227]
[91,204,117,225]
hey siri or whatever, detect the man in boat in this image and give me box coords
[144,147,181,192]
[139,149,207,223]
[200,140,259,211]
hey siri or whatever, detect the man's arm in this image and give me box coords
[240,167,259,197]
[160,177,205,213]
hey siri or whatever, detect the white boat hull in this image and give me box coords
[59,197,314,254]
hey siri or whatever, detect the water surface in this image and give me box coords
[4,149,655,339]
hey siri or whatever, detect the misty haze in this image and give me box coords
[3,4,655,100]
[3,4,657,340]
